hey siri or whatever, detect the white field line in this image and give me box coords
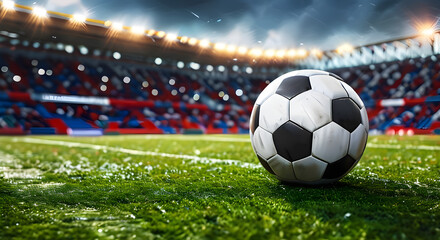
[14,138,261,168]
[367,143,440,151]
[149,135,438,150]
[146,135,439,150]
[142,135,251,143]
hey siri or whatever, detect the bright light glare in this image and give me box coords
[226,45,236,53]
[421,28,435,36]
[311,48,323,57]
[113,52,121,60]
[155,57,162,65]
[2,0,15,10]
[32,6,47,18]
[214,43,226,51]
[249,48,263,57]
[297,49,307,57]
[336,43,354,54]
[131,26,145,35]
[156,31,166,38]
[165,33,177,41]
[111,22,123,31]
[72,14,86,23]
[180,36,188,43]
[276,50,286,58]
[146,29,156,36]
[13,75,21,82]
[287,49,296,58]
[199,39,210,48]
[264,49,275,58]
[188,38,198,46]
[237,46,248,54]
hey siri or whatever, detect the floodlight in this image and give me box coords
[237,46,248,54]
[131,26,145,35]
[72,14,86,23]
[165,33,177,41]
[199,39,210,48]
[2,0,15,10]
[214,43,226,50]
[32,6,47,18]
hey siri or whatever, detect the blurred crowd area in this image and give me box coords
[0,43,439,135]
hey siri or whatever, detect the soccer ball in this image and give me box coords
[250,70,368,184]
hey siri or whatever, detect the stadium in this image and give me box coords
[0,0,439,239]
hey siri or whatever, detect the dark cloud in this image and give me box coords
[15,0,440,49]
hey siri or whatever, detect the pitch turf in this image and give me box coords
[0,135,439,239]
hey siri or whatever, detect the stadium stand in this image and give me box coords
[0,41,439,135]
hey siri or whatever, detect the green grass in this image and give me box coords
[0,134,439,239]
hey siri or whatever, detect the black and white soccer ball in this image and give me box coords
[250,70,368,184]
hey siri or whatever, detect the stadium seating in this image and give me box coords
[0,43,439,135]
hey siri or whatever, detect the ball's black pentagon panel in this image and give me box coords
[249,105,260,134]
[257,155,275,175]
[332,98,362,132]
[329,72,343,81]
[322,155,356,179]
[273,121,312,162]
[275,76,311,99]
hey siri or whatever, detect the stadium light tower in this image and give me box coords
[2,0,15,11]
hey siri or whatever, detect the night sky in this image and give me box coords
[14,0,440,50]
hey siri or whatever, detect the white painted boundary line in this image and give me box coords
[143,135,251,143]
[15,138,261,169]
[367,143,440,151]
[89,134,440,150]
[144,135,439,150]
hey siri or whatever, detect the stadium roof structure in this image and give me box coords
[0,1,439,70]
[301,33,440,69]
[0,2,300,68]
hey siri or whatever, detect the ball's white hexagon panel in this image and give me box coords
[255,77,284,105]
[293,156,327,182]
[340,81,364,109]
[256,70,330,106]
[289,91,332,132]
[267,154,297,181]
[281,69,329,77]
[252,127,277,160]
[348,124,368,160]
[360,107,369,132]
[309,75,348,99]
[312,122,350,163]
[259,94,290,133]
